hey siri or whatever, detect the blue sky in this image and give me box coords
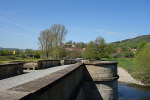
[0,0,150,50]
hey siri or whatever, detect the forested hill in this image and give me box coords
[113,34,150,49]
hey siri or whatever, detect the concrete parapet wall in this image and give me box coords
[0,60,77,79]
[3,60,77,70]
[60,60,77,65]
[0,60,118,100]
[23,60,76,69]
[0,62,83,100]
[37,60,60,69]
[0,62,23,79]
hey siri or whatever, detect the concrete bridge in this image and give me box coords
[0,60,119,100]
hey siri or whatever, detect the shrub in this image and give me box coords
[34,51,40,58]
[135,43,150,81]
[21,54,26,58]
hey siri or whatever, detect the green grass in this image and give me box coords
[101,58,137,68]
[101,58,137,77]
[0,55,43,64]
[100,58,150,85]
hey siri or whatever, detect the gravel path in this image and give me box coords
[118,67,144,85]
[0,64,72,92]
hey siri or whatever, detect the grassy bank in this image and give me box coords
[102,58,150,85]
[101,58,137,78]
[0,56,42,64]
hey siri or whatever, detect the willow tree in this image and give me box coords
[38,24,67,59]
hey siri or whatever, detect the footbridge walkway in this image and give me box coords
[0,60,119,100]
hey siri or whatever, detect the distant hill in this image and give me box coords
[0,47,25,52]
[114,34,150,49]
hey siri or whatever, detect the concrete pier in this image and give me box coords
[0,60,119,100]
[83,60,119,100]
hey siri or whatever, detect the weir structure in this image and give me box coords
[0,60,119,100]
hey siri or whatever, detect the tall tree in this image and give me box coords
[94,36,106,59]
[38,24,67,59]
[83,41,97,60]
[98,38,106,59]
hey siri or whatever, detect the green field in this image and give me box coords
[101,58,150,85]
[101,58,137,77]
[0,56,42,64]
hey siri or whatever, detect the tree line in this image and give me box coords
[0,49,12,56]
[37,24,136,60]
[0,49,40,58]
[83,36,134,60]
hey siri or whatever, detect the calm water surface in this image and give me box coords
[118,82,150,100]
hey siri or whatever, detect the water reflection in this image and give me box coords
[118,82,150,100]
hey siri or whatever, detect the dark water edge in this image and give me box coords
[118,82,150,100]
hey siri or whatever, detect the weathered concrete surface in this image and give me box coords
[3,60,77,71]
[0,64,72,92]
[60,60,77,65]
[83,60,119,100]
[0,62,23,79]
[23,62,38,70]
[23,60,77,69]
[0,63,83,100]
[23,60,61,69]
[0,60,119,100]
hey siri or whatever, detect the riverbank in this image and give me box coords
[118,67,144,86]
[101,58,149,86]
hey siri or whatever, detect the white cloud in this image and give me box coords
[0,29,36,38]
[92,29,139,38]
[0,18,39,33]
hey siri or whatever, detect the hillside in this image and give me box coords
[114,34,150,49]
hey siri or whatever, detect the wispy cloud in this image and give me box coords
[92,29,139,38]
[69,27,85,32]
[0,9,25,14]
[0,36,26,41]
[0,29,36,38]
[0,18,39,33]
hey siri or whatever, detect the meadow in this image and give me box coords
[102,58,137,77]
[0,56,42,64]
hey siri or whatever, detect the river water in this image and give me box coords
[118,82,150,100]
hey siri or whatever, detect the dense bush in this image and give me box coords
[3,49,12,55]
[135,40,147,57]
[123,50,134,60]
[34,51,40,58]
[0,50,4,56]
[134,43,150,82]
[21,54,26,58]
